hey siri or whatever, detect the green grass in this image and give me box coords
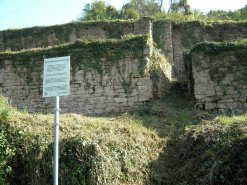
[0,94,246,184]
[217,113,247,125]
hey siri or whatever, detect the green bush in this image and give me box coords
[150,116,247,185]
[0,100,163,184]
[0,96,14,185]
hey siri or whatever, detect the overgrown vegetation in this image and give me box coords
[1,88,246,184]
[190,39,247,54]
[188,39,247,84]
[151,114,247,184]
[0,96,164,185]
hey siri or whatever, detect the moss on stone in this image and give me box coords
[0,34,149,93]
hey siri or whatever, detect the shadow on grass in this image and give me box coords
[8,138,95,185]
[130,93,202,137]
[145,121,247,185]
[129,92,247,185]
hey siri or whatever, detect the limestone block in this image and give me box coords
[206,89,215,97]
[194,88,206,96]
[194,77,208,84]
[138,92,152,102]
[138,86,149,91]
[215,90,224,96]
[114,97,127,104]
[205,102,216,110]
[136,76,151,86]
[206,84,215,90]
[111,107,120,113]
[120,106,132,112]
[226,102,239,109]
[104,86,113,94]
[144,47,151,56]
[195,94,206,100]
[217,103,227,109]
[93,109,104,114]
[84,98,95,105]
[226,88,237,95]
[237,97,246,102]
[105,107,114,114]
[244,102,247,108]
[114,88,125,93]
[219,99,234,103]
[85,104,94,111]
[94,86,104,94]
[127,97,138,104]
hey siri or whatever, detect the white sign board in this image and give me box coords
[43,56,70,97]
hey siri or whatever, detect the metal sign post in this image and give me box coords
[43,56,70,185]
[53,96,59,185]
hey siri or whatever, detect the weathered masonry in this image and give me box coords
[186,41,247,113]
[0,36,169,114]
[0,18,247,113]
[1,18,246,81]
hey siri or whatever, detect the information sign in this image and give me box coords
[43,56,70,97]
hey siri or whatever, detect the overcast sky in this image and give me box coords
[0,0,246,31]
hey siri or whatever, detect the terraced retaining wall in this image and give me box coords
[0,18,152,52]
[188,41,247,113]
[153,21,247,81]
[0,36,162,114]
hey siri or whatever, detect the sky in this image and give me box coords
[0,0,246,31]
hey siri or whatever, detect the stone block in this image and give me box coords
[226,88,236,95]
[205,102,216,110]
[94,109,104,115]
[226,102,239,109]
[244,102,247,108]
[206,89,215,97]
[114,97,127,104]
[219,99,234,103]
[217,103,227,109]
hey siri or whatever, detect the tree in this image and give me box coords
[169,0,192,15]
[120,3,140,19]
[232,5,247,20]
[206,5,247,21]
[79,1,119,21]
[79,0,200,21]
[207,10,231,21]
[120,0,161,18]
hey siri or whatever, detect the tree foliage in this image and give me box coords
[79,1,119,21]
[169,0,192,15]
[78,0,247,21]
[207,5,247,21]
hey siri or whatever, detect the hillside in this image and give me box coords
[1,92,246,184]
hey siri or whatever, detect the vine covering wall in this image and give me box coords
[0,35,161,114]
[188,40,247,113]
[0,18,152,52]
[153,20,247,81]
[1,18,246,113]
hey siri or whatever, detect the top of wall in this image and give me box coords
[0,34,150,76]
[188,39,247,112]
[0,18,152,52]
[190,39,247,53]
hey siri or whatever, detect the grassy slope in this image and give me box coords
[0,93,247,185]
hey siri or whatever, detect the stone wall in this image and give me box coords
[2,18,246,84]
[153,21,247,81]
[0,18,152,52]
[190,41,247,113]
[0,35,158,114]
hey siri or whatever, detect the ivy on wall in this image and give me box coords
[185,39,247,97]
[0,35,149,94]
[0,19,136,52]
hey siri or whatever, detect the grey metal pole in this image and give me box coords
[53,96,59,185]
